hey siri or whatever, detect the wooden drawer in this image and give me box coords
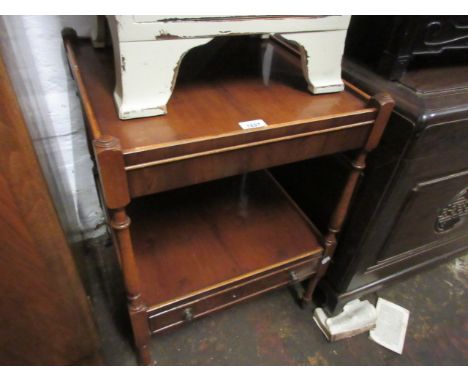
[126,123,372,197]
[148,256,320,334]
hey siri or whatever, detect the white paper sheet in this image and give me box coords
[369,298,410,354]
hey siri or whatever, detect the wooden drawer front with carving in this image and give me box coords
[148,256,319,334]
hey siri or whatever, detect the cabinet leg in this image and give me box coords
[315,280,354,316]
[109,37,213,119]
[279,30,347,94]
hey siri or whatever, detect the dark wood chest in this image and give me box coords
[273,57,468,313]
[345,16,468,80]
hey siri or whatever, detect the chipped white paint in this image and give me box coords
[103,15,351,119]
[115,15,351,40]
[313,299,377,341]
[112,37,213,119]
[280,30,348,94]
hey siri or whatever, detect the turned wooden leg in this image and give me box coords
[302,151,367,307]
[108,32,213,119]
[111,207,153,365]
[302,93,395,307]
[279,30,347,94]
[94,136,154,365]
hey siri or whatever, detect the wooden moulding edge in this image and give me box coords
[64,37,102,141]
[122,109,377,158]
[124,119,375,171]
[146,249,322,315]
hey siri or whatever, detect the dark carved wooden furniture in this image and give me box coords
[345,16,468,80]
[0,52,101,365]
[273,55,468,314]
[64,33,393,364]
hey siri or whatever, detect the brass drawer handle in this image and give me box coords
[289,270,299,282]
[183,307,193,322]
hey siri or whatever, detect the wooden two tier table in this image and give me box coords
[64,34,393,365]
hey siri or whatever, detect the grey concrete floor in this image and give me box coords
[83,236,467,365]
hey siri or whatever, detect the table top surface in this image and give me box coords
[69,36,373,157]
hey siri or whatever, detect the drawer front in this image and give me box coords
[148,257,319,334]
[127,125,372,197]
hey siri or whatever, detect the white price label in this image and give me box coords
[238,119,267,130]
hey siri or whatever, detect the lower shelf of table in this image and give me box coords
[124,170,324,333]
[148,255,318,334]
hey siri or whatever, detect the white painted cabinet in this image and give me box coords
[97,16,351,119]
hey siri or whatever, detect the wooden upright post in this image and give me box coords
[302,93,394,307]
[93,135,152,365]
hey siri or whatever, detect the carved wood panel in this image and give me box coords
[366,169,468,274]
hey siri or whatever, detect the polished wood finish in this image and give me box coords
[129,171,322,307]
[92,135,151,365]
[0,52,101,365]
[129,171,322,333]
[125,124,371,197]
[65,35,393,364]
[67,38,376,196]
[148,256,319,334]
[69,38,370,146]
